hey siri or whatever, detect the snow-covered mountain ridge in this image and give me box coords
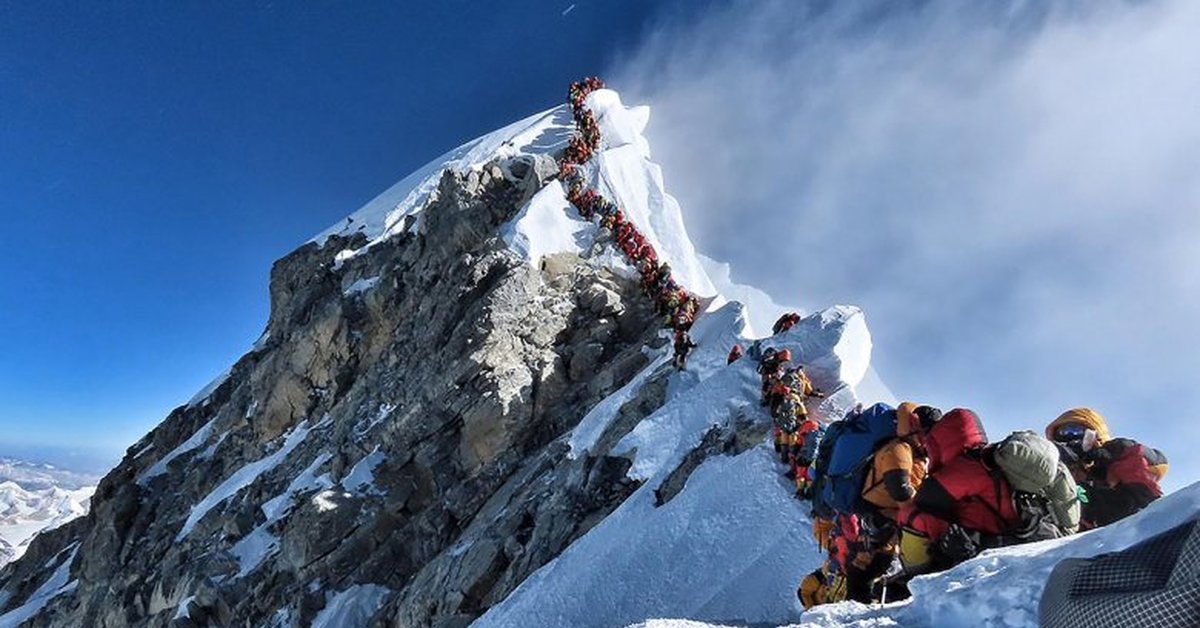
[0,459,97,493]
[0,460,95,571]
[0,80,1183,628]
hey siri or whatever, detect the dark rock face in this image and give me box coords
[0,159,668,627]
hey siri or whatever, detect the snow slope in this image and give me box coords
[478,301,870,627]
[627,481,1200,628]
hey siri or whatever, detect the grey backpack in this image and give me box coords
[994,431,1081,535]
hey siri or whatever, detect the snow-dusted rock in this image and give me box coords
[1,86,891,628]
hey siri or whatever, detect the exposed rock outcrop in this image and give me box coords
[0,158,669,627]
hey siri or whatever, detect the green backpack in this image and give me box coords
[993,431,1081,536]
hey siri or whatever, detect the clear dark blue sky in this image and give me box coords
[0,1,693,462]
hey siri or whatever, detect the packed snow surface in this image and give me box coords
[479,302,869,628]
[621,481,1200,628]
[501,180,594,265]
[312,105,574,248]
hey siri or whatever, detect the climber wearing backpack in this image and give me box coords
[772,312,802,335]
[815,402,899,517]
[896,408,990,573]
[899,413,1080,575]
[806,403,924,603]
[792,418,823,498]
[769,366,823,418]
[757,348,790,404]
[672,330,697,371]
[834,403,943,602]
[621,230,644,260]
[1047,408,1167,529]
[773,394,800,464]
[861,403,942,520]
[816,510,897,604]
[1081,438,1168,528]
[672,296,697,332]
[637,241,658,267]
[796,564,835,609]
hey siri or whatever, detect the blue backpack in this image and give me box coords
[818,403,897,515]
[809,420,845,520]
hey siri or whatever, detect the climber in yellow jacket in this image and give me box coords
[861,402,943,520]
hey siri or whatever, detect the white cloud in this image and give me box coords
[612,0,1200,487]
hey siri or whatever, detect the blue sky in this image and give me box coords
[0,1,670,460]
[3,1,1197,489]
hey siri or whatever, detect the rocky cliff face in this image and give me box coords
[0,156,678,627]
[0,88,876,628]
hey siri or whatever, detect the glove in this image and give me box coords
[935,524,980,566]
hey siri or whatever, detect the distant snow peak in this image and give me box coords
[0,459,96,568]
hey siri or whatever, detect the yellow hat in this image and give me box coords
[1046,407,1112,444]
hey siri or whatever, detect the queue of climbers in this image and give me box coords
[781,396,1169,608]
[558,77,701,370]
[743,313,1169,610]
[556,78,1171,609]
[755,337,826,500]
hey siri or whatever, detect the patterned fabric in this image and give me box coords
[1040,518,1200,627]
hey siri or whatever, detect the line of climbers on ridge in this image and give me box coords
[557,77,701,370]
[553,76,1170,611]
[736,316,1170,609]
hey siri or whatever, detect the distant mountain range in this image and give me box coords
[0,457,98,567]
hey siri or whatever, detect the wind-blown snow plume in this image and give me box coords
[612,0,1200,488]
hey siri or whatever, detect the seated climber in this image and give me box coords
[1047,408,1168,529]
[897,409,994,574]
[900,413,1080,577]
[672,329,697,370]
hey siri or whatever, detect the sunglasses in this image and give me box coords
[1053,424,1089,442]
